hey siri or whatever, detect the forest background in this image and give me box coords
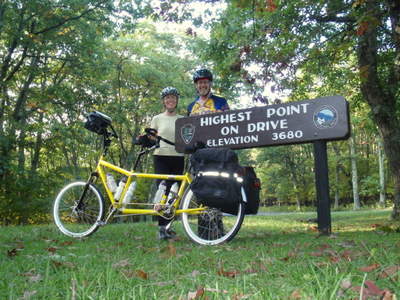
[0,0,399,225]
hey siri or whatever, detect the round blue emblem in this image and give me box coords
[313,105,338,129]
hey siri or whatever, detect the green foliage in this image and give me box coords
[0,1,197,224]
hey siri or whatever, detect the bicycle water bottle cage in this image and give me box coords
[84,111,112,135]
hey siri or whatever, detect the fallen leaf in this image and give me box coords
[190,270,201,277]
[382,290,395,300]
[340,250,353,261]
[7,248,18,257]
[289,289,302,299]
[314,261,329,267]
[340,278,352,289]
[46,247,57,254]
[136,269,148,280]
[272,243,287,247]
[112,259,131,268]
[16,242,25,249]
[339,240,356,248]
[310,251,324,257]
[364,280,384,295]
[329,256,341,264]
[204,287,228,294]
[154,280,173,286]
[187,287,204,299]
[59,241,73,246]
[378,265,400,279]
[352,280,386,299]
[28,274,42,283]
[217,267,240,278]
[317,244,331,250]
[20,270,42,283]
[243,268,258,274]
[232,293,252,299]
[51,260,75,269]
[359,263,380,272]
[21,290,37,299]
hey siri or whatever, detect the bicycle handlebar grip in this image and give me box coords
[145,128,157,136]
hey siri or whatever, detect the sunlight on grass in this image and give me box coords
[1,210,399,299]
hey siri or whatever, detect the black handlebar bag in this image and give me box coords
[190,148,242,215]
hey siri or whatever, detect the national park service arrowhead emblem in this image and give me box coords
[181,123,195,144]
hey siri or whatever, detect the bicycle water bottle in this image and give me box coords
[106,173,117,193]
[114,177,127,201]
[153,180,167,203]
[121,181,137,209]
[167,182,179,204]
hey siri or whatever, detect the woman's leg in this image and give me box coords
[153,156,184,236]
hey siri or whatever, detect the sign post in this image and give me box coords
[313,141,331,234]
[175,95,350,235]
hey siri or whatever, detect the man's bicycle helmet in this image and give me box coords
[193,68,213,83]
[161,87,179,99]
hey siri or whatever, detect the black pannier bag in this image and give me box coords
[239,166,261,215]
[84,111,112,135]
[190,148,242,215]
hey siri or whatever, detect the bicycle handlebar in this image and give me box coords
[144,128,175,146]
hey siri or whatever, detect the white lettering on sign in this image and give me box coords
[247,119,288,132]
[200,111,252,127]
[266,103,310,118]
[206,135,259,147]
[221,125,239,136]
[272,130,304,140]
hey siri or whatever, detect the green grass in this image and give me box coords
[1,210,399,299]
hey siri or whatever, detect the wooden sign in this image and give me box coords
[175,95,350,153]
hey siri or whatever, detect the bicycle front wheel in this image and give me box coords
[53,181,105,238]
[181,187,246,245]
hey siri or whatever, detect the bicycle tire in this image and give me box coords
[181,186,246,245]
[53,181,105,238]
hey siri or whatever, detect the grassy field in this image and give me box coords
[1,209,399,299]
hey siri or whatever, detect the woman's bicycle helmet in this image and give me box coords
[161,87,180,99]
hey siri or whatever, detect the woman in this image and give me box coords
[150,87,184,240]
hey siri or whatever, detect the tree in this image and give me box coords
[195,0,400,219]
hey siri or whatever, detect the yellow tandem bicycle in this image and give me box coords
[53,112,246,245]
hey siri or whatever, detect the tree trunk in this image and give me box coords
[357,0,400,219]
[378,137,386,207]
[30,112,43,174]
[284,153,302,210]
[334,164,340,209]
[350,134,360,210]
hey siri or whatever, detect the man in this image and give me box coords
[187,68,228,239]
[187,68,229,116]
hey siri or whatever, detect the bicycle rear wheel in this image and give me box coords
[181,187,246,245]
[53,181,105,238]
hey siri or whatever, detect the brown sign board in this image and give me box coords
[175,96,350,153]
